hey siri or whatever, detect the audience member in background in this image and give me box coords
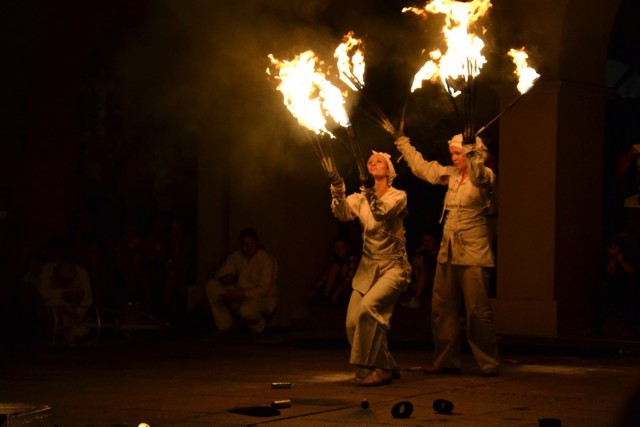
[163,218,195,319]
[85,241,120,308]
[308,237,360,305]
[204,228,277,335]
[587,229,640,337]
[114,219,147,304]
[142,216,169,310]
[39,243,93,346]
[402,232,440,309]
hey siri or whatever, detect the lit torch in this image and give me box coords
[267,50,367,182]
[404,0,492,142]
[475,47,540,136]
[334,31,396,137]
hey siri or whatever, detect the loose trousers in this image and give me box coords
[431,260,499,373]
[205,279,272,333]
[345,274,404,371]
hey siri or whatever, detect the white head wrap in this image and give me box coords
[371,150,397,184]
[448,134,485,150]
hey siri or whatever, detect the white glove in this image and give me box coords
[464,143,488,162]
[394,135,411,148]
[327,170,344,187]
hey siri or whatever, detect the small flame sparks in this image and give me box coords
[334,31,365,91]
[404,0,492,95]
[508,48,540,94]
[267,51,349,138]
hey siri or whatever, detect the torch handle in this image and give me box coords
[475,92,525,137]
[346,126,368,182]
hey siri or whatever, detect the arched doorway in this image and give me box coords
[491,0,624,337]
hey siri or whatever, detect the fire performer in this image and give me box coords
[394,133,499,376]
[328,152,412,386]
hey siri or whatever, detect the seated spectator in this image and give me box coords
[308,237,359,305]
[587,228,640,337]
[204,228,277,335]
[85,241,120,308]
[113,219,147,304]
[142,216,169,311]
[39,243,93,346]
[402,232,440,309]
[163,218,195,318]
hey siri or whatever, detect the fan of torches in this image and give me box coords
[267,50,348,179]
[334,32,396,136]
[267,32,391,183]
[267,0,540,184]
[404,0,540,140]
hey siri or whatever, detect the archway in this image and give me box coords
[492,0,624,337]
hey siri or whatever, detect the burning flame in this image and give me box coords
[334,31,365,91]
[508,48,540,94]
[267,50,350,138]
[404,0,492,95]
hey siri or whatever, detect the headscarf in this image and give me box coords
[447,133,485,150]
[371,150,397,184]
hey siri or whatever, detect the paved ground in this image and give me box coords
[2,311,640,427]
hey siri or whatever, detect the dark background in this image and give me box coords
[1,0,639,343]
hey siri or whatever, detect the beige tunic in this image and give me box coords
[331,182,411,370]
[330,184,411,293]
[395,137,496,267]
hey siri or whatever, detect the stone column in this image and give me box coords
[491,80,608,336]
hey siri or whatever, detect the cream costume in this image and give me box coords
[330,152,411,376]
[394,134,499,375]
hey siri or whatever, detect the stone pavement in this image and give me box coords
[1,324,640,427]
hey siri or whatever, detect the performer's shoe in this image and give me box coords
[359,368,393,387]
[355,366,399,382]
[422,364,461,375]
[355,367,373,381]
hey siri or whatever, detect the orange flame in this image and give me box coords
[267,51,350,138]
[334,31,365,91]
[404,0,492,94]
[508,48,540,94]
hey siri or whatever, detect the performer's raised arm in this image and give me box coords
[393,134,451,185]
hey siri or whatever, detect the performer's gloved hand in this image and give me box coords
[463,143,488,162]
[327,170,344,187]
[394,134,411,147]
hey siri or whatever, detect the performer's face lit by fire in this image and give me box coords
[449,146,468,173]
[367,154,389,182]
